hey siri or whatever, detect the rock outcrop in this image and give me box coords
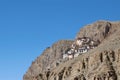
[23,20,120,80]
[77,21,120,43]
[23,40,73,80]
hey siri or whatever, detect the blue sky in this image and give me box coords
[0,0,120,80]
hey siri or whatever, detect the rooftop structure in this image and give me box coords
[63,37,99,59]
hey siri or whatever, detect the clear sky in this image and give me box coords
[0,0,120,80]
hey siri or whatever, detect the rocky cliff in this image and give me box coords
[23,20,120,80]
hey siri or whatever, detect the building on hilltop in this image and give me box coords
[63,37,99,60]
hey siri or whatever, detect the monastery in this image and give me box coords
[63,37,99,60]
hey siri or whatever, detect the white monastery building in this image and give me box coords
[63,37,99,60]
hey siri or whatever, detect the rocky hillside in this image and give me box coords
[23,20,120,80]
[23,40,73,80]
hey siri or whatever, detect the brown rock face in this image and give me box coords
[77,21,120,43]
[23,20,120,80]
[23,40,73,80]
[48,49,120,80]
